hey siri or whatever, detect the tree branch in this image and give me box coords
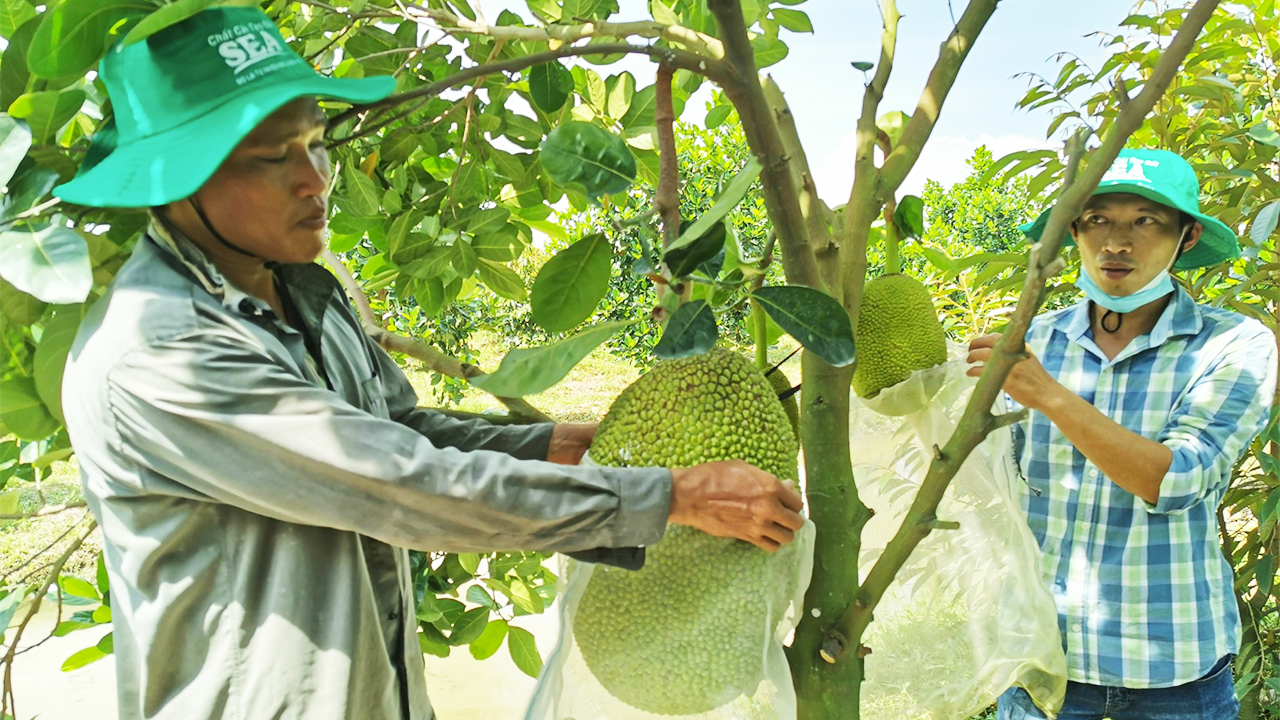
[328,43,729,137]
[0,501,86,521]
[837,0,900,319]
[404,3,724,59]
[820,0,1222,663]
[653,65,680,252]
[1,520,96,719]
[878,0,1000,199]
[705,0,821,290]
[321,250,555,423]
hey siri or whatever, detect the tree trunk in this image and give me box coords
[788,354,869,719]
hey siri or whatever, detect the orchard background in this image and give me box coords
[0,0,1275,718]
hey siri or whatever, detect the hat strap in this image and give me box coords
[190,195,264,261]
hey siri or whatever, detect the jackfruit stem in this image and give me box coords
[751,299,769,370]
[883,199,902,275]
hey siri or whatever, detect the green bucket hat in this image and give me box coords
[54,6,395,208]
[1019,148,1238,270]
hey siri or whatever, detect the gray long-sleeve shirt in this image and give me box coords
[61,223,672,720]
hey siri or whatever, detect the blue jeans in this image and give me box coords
[998,655,1239,719]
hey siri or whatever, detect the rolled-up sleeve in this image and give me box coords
[1151,325,1277,515]
[105,328,671,554]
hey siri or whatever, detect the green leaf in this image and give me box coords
[469,618,507,660]
[448,607,489,646]
[0,0,35,39]
[466,207,511,236]
[471,228,524,262]
[381,188,402,215]
[0,114,32,188]
[342,164,381,217]
[851,61,874,72]
[507,626,543,678]
[0,377,59,441]
[530,233,611,333]
[605,71,635,120]
[750,36,788,68]
[0,221,93,303]
[28,0,152,78]
[921,245,958,273]
[654,300,718,359]
[476,258,526,301]
[96,631,113,653]
[1257,554,1274,596]
[124,0,258,45]
[0,588,25,638]
[470,321,631,397]
[418,625,450,658]
[96,552,110,596]
[528,61,573,114]
[456,552,481,574]
[893,195,925,239]
[704,104,734,129]
[666,157,761,255]
[7,89,86,144]
[1251,200,1279,247]
[539,121,637,199]
[61,576,100,602]
[525,0,561,22]
[771,8,812,32]
[387,213,431,265]
[1,17,39,109]
[451,239,477,277]
[60,644,107,672]
[876,110,910,147]
[664,219,726,277]
[620,85,655,129]
[751,285,855,367]
[466,584,497,610]
[92,605,112,623]
[1247,122,1280,148]
[0,276,44,325]
[0,488,19,530]
[33,305,84,424]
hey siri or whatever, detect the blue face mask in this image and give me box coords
[1075,227,1187,314]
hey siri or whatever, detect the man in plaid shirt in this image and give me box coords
[967,149,1278,720]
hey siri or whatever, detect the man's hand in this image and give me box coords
[667,460,806,553]
[966,333,1065,412]
[547,423,597,465]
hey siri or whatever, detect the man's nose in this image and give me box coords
[1097,227,1134,254]
[295,154,330,198]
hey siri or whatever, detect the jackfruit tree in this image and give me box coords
[0,0,1260,718]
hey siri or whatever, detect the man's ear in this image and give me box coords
[1182,221,1203,253]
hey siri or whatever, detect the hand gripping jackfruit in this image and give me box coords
[575,348,802,715]
[852,273,948,399]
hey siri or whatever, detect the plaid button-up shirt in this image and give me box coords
[1011,286,1277,688]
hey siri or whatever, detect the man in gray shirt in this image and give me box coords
[53,7,805,720]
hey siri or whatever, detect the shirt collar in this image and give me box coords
[146,214,275,318]
[1051,283,1204,348]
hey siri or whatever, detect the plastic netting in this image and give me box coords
[852,346,1066,719]
[526,484,816,720]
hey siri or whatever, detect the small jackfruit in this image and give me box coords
[577,347,800,715]
[852,273,947,399]
[765,367,799,438]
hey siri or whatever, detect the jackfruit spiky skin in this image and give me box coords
[576,347,800,715]
[852,273,948,399]
[765,367,799,438]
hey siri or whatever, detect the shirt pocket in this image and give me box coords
[359,375,390,419]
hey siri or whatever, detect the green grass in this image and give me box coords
[0,459,100,582]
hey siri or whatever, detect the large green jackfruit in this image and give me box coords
[852,273,948,399]
[576,347,800,715]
